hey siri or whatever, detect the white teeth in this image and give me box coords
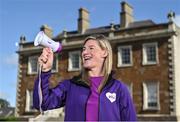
[84,57,91,60]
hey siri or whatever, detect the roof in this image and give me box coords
[54,20,156,39]
[128,20,155,28]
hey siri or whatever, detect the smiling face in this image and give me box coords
[82,39,107,71]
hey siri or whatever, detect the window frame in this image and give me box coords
[25,89,34,112]
[28,55,38,74]
[142,81,160,111]
[28,55,58,74]
[117,45,133,67]
[142,42,159,65]
[51,54,58,73]
[68,51,81,71]
[126,82,133,98]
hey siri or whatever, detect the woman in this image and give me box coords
[33,34,137,121]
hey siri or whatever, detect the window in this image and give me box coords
[68,51,81,71]
[28,56,38,74]
[117,45,133,67]
[28,55,58,74]
[25,90,33,112]
[142,42,158,65]
[126,83,133,98]
[143,82,160,110]
[52,54,58,73]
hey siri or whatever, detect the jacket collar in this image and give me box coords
[70,71,115,89]
[102,71,115,90]
[70,74,89,87]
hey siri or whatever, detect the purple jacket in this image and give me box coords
[33,71,137,121]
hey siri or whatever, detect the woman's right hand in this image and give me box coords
[38,47,54,72]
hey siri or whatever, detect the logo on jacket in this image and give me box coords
[106,92,116,103]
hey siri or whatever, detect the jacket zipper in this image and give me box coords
[98,92,101,121]
[97,80,113,121]
[84,89,91,121]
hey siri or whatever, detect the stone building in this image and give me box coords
[15,1,180,121]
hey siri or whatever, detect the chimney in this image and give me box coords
[120,1,134,28]
[40,24,53,38]
[78,8,90,34]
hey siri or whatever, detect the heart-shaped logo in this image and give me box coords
[106,92,116,103]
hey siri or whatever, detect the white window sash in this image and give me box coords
[25,90,33,112]
[142,42,159,65]
[68,51,81,71]
[28,56,38,74]
[117,45,133,67]
[143,82,148,110]
[52,54,58,73]
[143,82,160,110]
[25,90,30,112]
[127,83,133,98]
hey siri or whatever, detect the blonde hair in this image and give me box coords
[81,34,113,92]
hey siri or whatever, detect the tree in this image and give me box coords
[0,98,10,108]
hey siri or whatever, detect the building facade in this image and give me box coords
[15,1,180,121]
